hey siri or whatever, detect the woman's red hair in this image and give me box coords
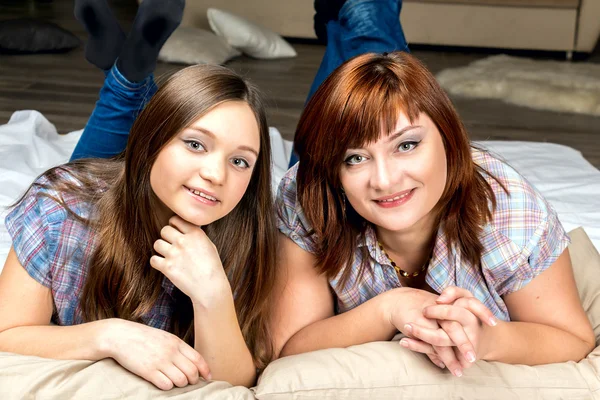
[293,52,501,285]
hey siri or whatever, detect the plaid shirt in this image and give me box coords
[276,149,570,321]
[5,168,176,329]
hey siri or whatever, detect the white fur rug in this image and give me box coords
[436,55,600,116]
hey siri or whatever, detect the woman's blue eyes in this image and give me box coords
[183,140,251,169]
[344,141,420,165]
[398,141,419,152]
[345,155,366,165]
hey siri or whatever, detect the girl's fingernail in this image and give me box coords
[404,324,412,333]
[489,317,498,326]
[399,339,409,348]
[466,351,476,362]
[207,373,212,381]
[437,362,446,369]
[454,369,463,377]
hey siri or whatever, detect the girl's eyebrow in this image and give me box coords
[186,127,259,157]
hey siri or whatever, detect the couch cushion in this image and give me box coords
[254,227,600,399]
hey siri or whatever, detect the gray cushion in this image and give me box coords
[0,18,81,54]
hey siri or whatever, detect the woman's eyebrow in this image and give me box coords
[387,125,422,143]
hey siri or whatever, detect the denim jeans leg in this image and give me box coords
[70,65,158,161]
[338,0,409,59]
[289,0,409,167]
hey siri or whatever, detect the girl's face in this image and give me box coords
[150,101,260,226]
[339,111,447,235]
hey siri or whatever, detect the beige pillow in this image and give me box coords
[0,354,255,399]
[158,26,241,66]
[0,228,598,399]
[207,8,297,59]
[254,227,600,399]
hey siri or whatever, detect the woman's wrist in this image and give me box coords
[478,319,503,361]
[380,287,412,332]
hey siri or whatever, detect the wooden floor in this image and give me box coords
[2,0,600,167]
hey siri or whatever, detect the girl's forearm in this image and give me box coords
[192,293,256,387]
[0,320,112,361]
[280,291,399,357]
[481,320,595,364]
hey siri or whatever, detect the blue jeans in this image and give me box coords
[289,0,409,167]
[70,64,157,161]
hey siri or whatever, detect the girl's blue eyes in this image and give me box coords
[183,140,251,169]
[185,140,205,151]
[344,141,421,165]
[232,158,250,169]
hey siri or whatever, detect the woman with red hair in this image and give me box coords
[272,2,594,377]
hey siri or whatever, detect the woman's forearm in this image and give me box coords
[481,320,595,365]
[280,290,400,357]
[192,292,256,387]
[0,320,111,361]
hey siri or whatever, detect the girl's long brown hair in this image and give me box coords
[13,65,276,368]
[293,52,503,286]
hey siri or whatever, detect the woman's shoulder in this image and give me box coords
[470,148,569,294]
[275,163,318,253]
[473,148,555,233]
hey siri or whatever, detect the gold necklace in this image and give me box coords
[377,240,428,279]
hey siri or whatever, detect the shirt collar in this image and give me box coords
[161,276,176,298]
[361,223,456,293]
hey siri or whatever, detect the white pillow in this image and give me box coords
[207,8,297,60]
[158,26,241,65]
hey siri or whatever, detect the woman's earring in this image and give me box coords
[340,189,347,216]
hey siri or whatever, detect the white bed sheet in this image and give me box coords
[0,110,598,271]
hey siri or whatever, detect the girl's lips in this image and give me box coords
[373,188,415,208]
[184,186,220,206]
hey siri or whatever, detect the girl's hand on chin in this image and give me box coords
[99,319,211,390]
[150,215,231,307]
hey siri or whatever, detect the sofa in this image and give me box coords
[180,0,600,55]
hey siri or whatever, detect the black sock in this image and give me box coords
[313,0,347,44]
[116,0,185,83]
[75,0,126,70]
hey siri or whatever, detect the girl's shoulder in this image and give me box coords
[4,165,99,288]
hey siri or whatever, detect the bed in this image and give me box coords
[0,110,599,399]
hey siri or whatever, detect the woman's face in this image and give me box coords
[150,101,260,226]
[339,111,447,235]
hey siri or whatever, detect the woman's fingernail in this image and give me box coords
[404,324,413,333]
[399,339,409,348]
[489,317,498,326]
[466,351,476,362]
[437,362,445,369]
[207,373,212,381]
[454,369,463,377]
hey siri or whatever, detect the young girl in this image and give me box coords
[0,0,276,390]
[272,0,595,379]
